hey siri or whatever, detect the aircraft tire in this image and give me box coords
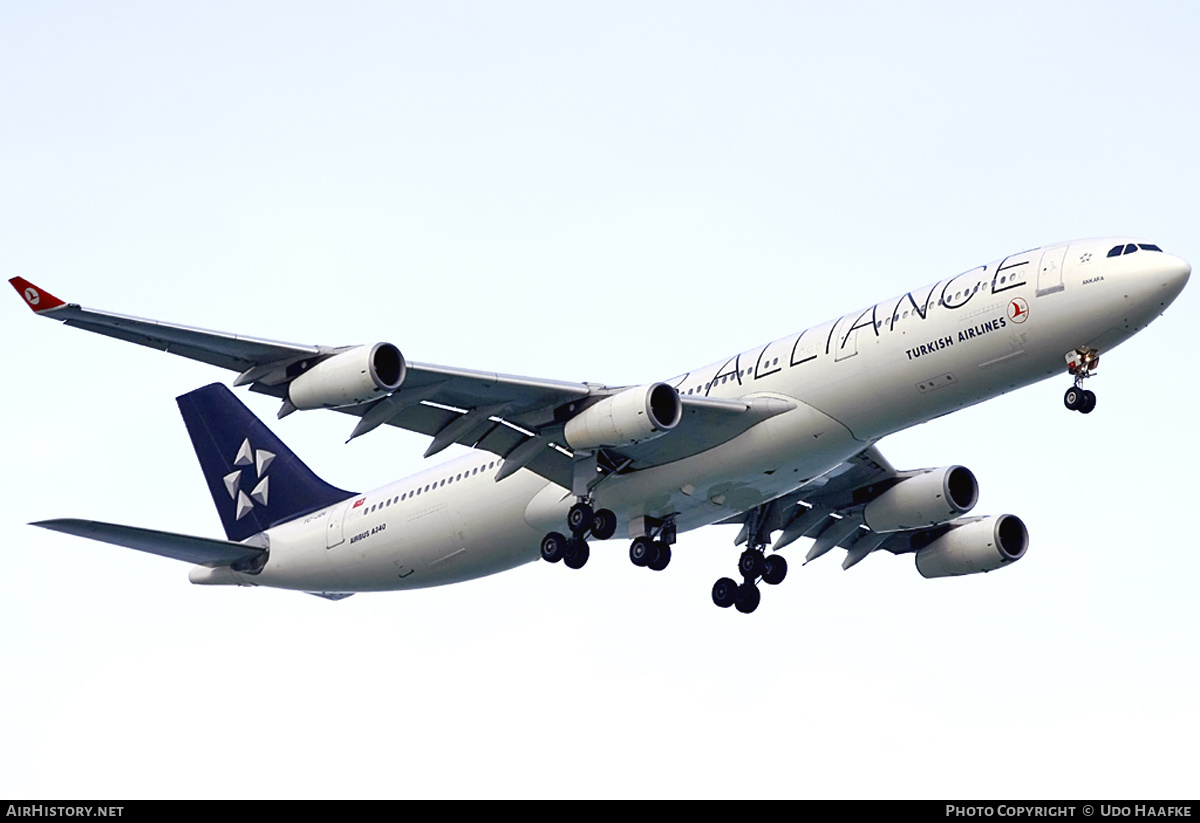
[735,583,761,614]
[762,554,787,585]
[1079,390,1097,414]
[564,537,590,569]
[738,548,765,579]
[1064,387,1083,411]
[591,508,617,540]
[630,536,654,567]
[568,502,594,535]
[647,541,671,571]
[712,577,738,608]
[541,532,568,563]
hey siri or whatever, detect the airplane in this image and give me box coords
[9,237,1190,612]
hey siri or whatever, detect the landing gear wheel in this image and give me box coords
[1064,386,1084,411]
[738,548,765,579]
[629,536,654,567]
[591,508,617,540]
[712,577,738,608]
[541,532,567,563]
[734,583,761,614]
[567,502,594,535]
[1079,390,1096,414]
[564,537,590,570]
[762,554,788,585]
[647,541,671,571]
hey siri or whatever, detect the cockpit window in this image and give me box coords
[1108,242,1164,257]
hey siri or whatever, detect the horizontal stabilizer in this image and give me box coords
[32,518,265,567]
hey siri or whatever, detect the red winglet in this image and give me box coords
[9,277,66,313]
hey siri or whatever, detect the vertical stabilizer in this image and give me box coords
[177,384,355,542]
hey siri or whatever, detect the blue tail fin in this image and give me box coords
[177,383,355,542]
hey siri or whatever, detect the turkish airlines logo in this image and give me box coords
[223,438,275,520]
[24,287,40,306]
[1007,298,1029,324]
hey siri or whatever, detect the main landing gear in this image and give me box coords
[540,498,617,571]
[1063,347,1099,415]
[711,507,787,614]
[541,450,618,571]
[628,515,676,572]
[711,548,788,614]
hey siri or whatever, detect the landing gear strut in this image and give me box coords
[1064,347,1099,414]
[540,450,618,571]
[712,506,788,614]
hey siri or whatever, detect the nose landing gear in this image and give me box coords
[1064,348,1099,414]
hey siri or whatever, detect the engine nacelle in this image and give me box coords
[862,465,979,533]
[287,343,406,410]
[563,383,683,451]
[914,514,1028,578]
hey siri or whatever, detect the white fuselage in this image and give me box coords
[190,237,1190,592]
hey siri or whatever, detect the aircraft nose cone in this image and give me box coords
[1171,255,1191,284]
[1162,254,1191,301]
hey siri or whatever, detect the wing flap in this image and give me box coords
[33,519,265,567]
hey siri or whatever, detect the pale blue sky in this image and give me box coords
[2,1,1198,798]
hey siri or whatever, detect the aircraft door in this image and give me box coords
[327,501,352,548]
[831,311,868,362]
[1036,246,1068,296]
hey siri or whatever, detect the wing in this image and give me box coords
[11,278,787,488]
[721,445,1027,574]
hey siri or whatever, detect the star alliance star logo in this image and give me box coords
[223,438,275,520]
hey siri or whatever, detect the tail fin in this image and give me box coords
[178,383,355,542]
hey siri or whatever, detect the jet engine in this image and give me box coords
[563,383,683,451]
[914,514,1028,578]
[862,465,979,532]
[287,343,406,410]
